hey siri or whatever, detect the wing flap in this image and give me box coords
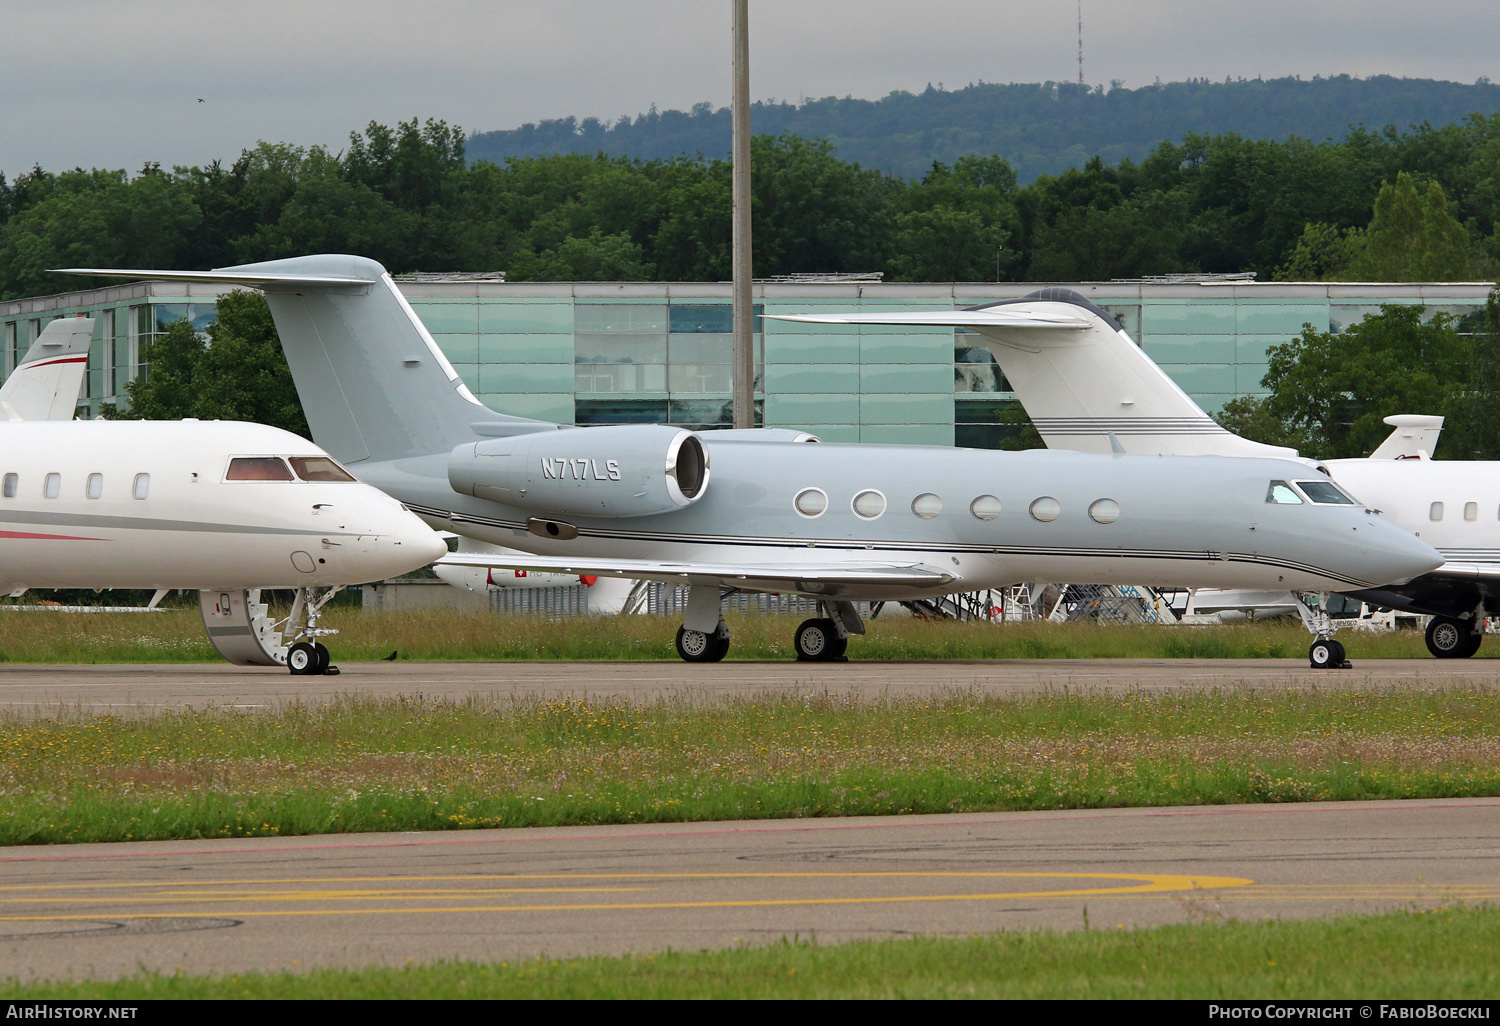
[436,553,956,590]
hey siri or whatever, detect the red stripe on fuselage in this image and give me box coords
[0,530,106,541]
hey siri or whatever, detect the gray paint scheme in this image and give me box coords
[57,257,1444,611]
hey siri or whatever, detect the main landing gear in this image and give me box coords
[1425,615,1484,659]
[671,585,865,663]
[198,586,343,675]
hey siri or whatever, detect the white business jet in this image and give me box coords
[1,317,93,421]
[776,288,1498,660]
[1,419,447,673]
[58,258,1443,666]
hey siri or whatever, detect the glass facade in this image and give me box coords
[3,279,1492,434]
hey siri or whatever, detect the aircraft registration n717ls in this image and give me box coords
[59,257,1443,664]
[0,419,447,674]
[0,316,93,421]
[773,286,1500,662]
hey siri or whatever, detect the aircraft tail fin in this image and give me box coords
[0,317,94,421]
[772,288,1296,458]
[1369,415,1444,459]
[56,256,551,462]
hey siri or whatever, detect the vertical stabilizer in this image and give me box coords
[1369,415,1444,459]
[0,317,93,421]
[771,289,1297,458]
[962,291,1296,457]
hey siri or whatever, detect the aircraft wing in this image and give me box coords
[1344,561,1500,619]
[767,311,1092,330]
[436,553,957,591]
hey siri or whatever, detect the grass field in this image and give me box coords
[0,608,1462,662]
[8,906,1498,998]
[2,687,1495,845]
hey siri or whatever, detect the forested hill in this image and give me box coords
[468,76,1500,182]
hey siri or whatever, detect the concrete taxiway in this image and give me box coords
[0,658,1496,715]
[0,798,1495,981]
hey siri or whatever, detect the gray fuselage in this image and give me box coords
[364,440,1439,601]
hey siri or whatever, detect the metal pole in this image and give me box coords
[731,0,754,429]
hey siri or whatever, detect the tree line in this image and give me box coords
[468,75,1500,183]
[5,110,1500,303]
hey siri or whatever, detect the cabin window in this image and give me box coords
[133,474,149,500]
[793,488,827,517]
[86,473,102,499]
[44,473,60,499]
[911,493,942,519]
[2,474,15,499]
[970,495,1002,520]
[1296,480,1357,505]
[1465,502,1478,522]
[1266,481,1302,504]
[1430,501,1444,522]
[289,456,357,483]
[1089,498,1121,524]
[1029,496,1061,522]
[851,490,886,520]
[226,457,295,482]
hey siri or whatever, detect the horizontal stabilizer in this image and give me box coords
[768,310,1092,330]
[54,268,377,289]
[437,553,956,592]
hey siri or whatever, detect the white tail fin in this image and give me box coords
[772,288,1297,458]
[1369,414,1444,459]
[0,317,93,421]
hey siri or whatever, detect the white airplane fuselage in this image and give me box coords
[0,420,446,593]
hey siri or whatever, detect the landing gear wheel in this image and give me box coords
[676,626,724,663]
[706,631,730,662]
[288,642,320,676]
[1426,617,1478,659]
[794,618,843,661]
[1308,638,1345,670]
[313,643,339,676]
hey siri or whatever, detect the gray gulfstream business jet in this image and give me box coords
[58,257,1443,662]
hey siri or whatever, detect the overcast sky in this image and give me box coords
[4,0,1498,179]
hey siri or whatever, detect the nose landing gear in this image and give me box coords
[199,586,342,674]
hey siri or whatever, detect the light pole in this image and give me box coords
[731,0,754,429]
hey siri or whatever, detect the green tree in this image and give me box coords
[1437,288,1500,459]
[1274,222,1366,281]
[110,290,309,437]
[1342,172,1475,281]
[1250,305,1472,458]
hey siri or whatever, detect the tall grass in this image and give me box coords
[10,906,1500,998]
[0,609,1452,662]
[1,687,1495,844]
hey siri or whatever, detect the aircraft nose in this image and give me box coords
[1362,517,1444,585]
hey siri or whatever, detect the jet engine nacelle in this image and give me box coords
[448,424,709,517]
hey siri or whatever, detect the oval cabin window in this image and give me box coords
[911,493,942,519]
[852,490,886,519]
[1089,498,1121,524]
[1030,496,1061,522]
[1430,502,1444,522]
[970,495,1002,521]
[794,488,828,517]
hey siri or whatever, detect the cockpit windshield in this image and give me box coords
[1266,480,1302,504]
[226,457,294,481]
[1296,480,1358,505]
[289,456,357,482]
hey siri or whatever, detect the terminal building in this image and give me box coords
[2,274,1492,447]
